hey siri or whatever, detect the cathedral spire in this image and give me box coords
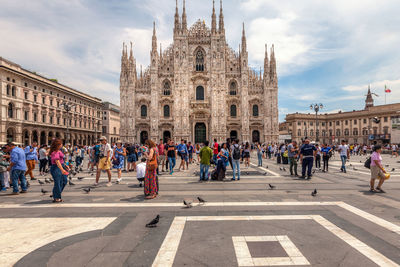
[181,0,187,32]
[211,0,217,34]
[152,21,157,53]
[264,44,270,80]
[160,43,163,59]
[365,85,374,109]
[174,0,181,34]
[241,22,247,52]
[219,0,225,35]
[269,44,277,86]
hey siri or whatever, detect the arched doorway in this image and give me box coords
[195,123,207,145]
[40,131,46,145]
[230,131,238,142]
[48,132,54,145]
[140,131,148,145]
[32,130,38,143]
[252,130,260,143]
[163,131,171,143]
[6,128,15,143]
[22,130,30,146]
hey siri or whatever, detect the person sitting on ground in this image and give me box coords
[136,158,147,187]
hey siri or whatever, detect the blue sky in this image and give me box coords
[1,0,399,121]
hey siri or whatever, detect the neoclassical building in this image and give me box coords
[0,57,103,145]
[120,0,279,144]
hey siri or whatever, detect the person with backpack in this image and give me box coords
[231,139,241,181]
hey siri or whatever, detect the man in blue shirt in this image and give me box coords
[299,138,316,179]
[321,144,332,172]
[24,141,38,180]
[177,140,189,171]
[6,143,28,194]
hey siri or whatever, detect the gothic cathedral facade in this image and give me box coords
[120,1,279,145]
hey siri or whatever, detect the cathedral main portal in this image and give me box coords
[195,123,207,144]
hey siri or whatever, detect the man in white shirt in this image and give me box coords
[136,158,147,187]
[338,140,350,173]
[95,136,112,186]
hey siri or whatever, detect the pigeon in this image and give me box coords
[391,168,395,172]
[266,166,269,169]
[45,178,51,184]
[49,178,54,182]
[197,197,206,204]
[279,167,283,171]
[385,164,390,168]
[282,167,287,172]
[77,177,85,181]
[311,189,317,197]
[38,180,45,185]
[312,169,316,174]
[91,173,94,176]
[146,215,160,228]
[82,188,91,194]
[360,160,362,163]
[68,180,75,186]
[349,164,353,167]
[41,188,48,194]
[353,167,358,171]
[268,183,276,190]
[245,171,249,175]
[183,200,192,208]
[263,172,267,176]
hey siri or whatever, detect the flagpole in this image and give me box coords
[385,85,387,105]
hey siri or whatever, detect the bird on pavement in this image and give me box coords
[349,164,353,167]
[49,178,54,182]
[146,215,160,228]
[82,188,91,194]
[38,180,45,185]
[245,171,249,175]
[263,172,267,176]
[279,167,283,171]
[197,197,206,204]
[41,188,48,194]
[45,178,51,184]
[312,169,316,174]
[266,166,269,169]
[77,177,85,181]
[183,200,192,208]
[68,180,75,186]
[353,167,358,171]
[282,167,287,172]
[311,189,317,197]
[91,173,94,176]
[268,184,276,190]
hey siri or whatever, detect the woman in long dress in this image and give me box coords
[144,139,158,199]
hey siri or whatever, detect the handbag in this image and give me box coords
[112,158,120,166]
[147,150,158,171]
[364,157,371,169]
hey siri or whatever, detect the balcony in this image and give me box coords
[190,100,210,110]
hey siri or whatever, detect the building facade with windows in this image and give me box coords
[0,57,103,145]
[120,1,279,144]
[284,89,399,145]
[102,102,120,144]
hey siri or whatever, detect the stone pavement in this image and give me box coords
[0,153,399,267]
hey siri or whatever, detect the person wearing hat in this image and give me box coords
[112,140,126,184]
[95,136,112,186]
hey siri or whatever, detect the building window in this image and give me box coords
[336,121,340,126]
[298,129,301,136]
[322,122,325,126]
[297,122,301,126]
[42,96,45,104]
[63,118,66,125]
[253,105,259,117]
[384,117,388,122]
[329,122,332,126]
[6,84,10,95]
[229,81,237,95]
[373,127,377,135]
[345,120,348,125]
[329,130,333,136]
[304,130,307,137]
[33,113,37,122]
[336,129,341,136]
[8,103,14,118]
[230,105,237,117]
[163,80,171,96]
[57,117,60,125]
[11,86,16,97]
[79,121,82,127]
[363,118,367,123]
[322,130,326,137]
[310,122,313,126]
[195,49,205,72]
[310,130,314,136]
[42,114,46,123]
[164,105,170,118]
[42,88,45,93]
[344,129,349,136]
[50,116,53,124]
[102,126,107,134]
[34,86,37,90]
[196,86,205,101]
[113,127,117,134]
[50,99,53,106]
[7,77,10,81]
[141,105,147,117]
[24,92,28,100]
[34,95,37,102]
[354,120,357,124]
[57,101,60,108]
[353,128,358,136]
[24,111,29,120]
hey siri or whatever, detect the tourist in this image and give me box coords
[0,146,10,191]
[95,136,112,187]
[6,142,27,195]
[287,141,298,176]
[136,158,147,187]
[391,144,398,158]
[231,139,241,181]
[299,138,316,179]
[93,140,101,169]
[126,143,137,172]
[112,141,126,184]
[177,140,188,171]
[195,143,201,162]
[24,141,38,180]
[144,139,158,199]
[38,144,48,176]
[321,144,332,172]
[243,142,251,168]
[216,143,229,181]
[187,141,194,164]
[212,139,219,165]
[370,145,387,193]
[49,138,69,203]
[315,144,321,170]
[256,142,263,167]
[338,140,350,173]
[157,140,166,172]
[199,140,213,181]
[166,140,177,175]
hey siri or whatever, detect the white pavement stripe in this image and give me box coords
[0,217,117,267]
[153,215,399,267]
[250,163,280,177]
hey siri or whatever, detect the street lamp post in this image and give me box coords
[310,103,324,142]
[61,102,76,145]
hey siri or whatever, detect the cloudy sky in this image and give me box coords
[1,0,399,120]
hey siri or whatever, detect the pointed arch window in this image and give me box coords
[163,80,171,96]
[195,49,205,72]
[230,105,237,117]
[164,105,170,118]
[253,105,259,117]
[196,86,205,101]
[140,105,147,118]
[229,81,237,95]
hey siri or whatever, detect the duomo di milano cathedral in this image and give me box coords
[120,0,279,145]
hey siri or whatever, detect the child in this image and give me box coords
[136,158,147,187]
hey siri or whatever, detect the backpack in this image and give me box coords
[233,145,241,160]
[364,157,371,169]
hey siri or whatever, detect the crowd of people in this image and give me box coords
[0,136,392,202]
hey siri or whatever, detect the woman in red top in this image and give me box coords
[49,138,69,203]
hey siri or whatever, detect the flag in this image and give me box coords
[385,85,391,93]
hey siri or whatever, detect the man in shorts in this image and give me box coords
[177,139,188,171]
[95,136,112,186]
